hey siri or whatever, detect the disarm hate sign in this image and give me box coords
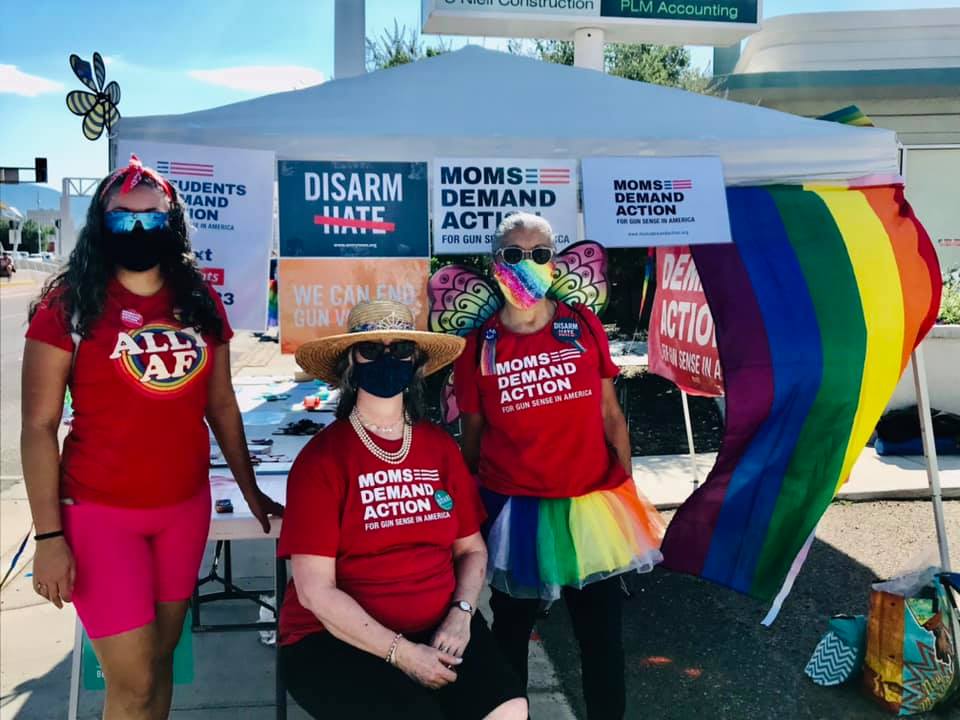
[433,158,579,254]
[582,156,732,248]
[279,161,429,258]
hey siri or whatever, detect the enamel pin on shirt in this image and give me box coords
[552,318,586,353]
[120,308,144,328]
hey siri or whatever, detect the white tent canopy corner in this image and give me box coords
[116,46,898,187]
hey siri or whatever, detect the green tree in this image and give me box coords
[510,38,709,91]
[366,22,449,71]
[0,219,53,254]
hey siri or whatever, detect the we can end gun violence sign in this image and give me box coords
[279,161,429,258]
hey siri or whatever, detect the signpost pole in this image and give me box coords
[574,28,605,71]
[680,390,699,489]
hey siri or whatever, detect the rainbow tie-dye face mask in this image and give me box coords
[493,259,555,310]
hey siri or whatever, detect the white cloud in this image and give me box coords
[0,65,64,97]
[187,65,325,93]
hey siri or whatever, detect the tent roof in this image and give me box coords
[117,46,899,186]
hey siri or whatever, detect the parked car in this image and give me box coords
[0,254,15,279]
[41,252,56,261]
[27,253,43,260]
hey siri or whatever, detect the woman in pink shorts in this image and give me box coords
[21,155,283,719]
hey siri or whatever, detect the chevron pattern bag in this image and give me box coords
[863,571,960,716]
[806,615,867,686]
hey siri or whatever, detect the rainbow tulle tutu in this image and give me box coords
[484,481,666,600]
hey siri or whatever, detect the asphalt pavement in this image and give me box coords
[0,280,38,490]
[538,501,960,720]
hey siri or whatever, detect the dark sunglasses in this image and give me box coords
[354,340,417,361]
[104,210,170,233]
[496,245,555,266]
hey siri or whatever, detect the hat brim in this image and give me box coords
[294,330,467,385]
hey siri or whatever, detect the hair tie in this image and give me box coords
[101,154,174,201]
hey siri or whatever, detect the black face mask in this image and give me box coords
[103,225,178,272]
[352,355,415,399]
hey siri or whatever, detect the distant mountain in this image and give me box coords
[0,184,91,227]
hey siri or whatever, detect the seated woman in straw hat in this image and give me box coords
[278,300,527,720]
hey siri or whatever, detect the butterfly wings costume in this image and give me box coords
[428,242,665,600]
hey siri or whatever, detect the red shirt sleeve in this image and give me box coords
[453,331,481,415]
[580,307,620,379]
[206,283,234,343]
[25,294,74,353]
[441,432,486,538]
[277,433,342,559]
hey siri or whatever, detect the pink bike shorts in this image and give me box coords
[62,487,211,639]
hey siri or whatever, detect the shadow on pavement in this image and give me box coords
[537,538,950,720]
[1,653,72,719]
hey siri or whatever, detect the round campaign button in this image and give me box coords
[434,490,454,512]
[484,328,498,341]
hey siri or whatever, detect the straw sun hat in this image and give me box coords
[294,300,466,384]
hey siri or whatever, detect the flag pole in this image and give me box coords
[911,343,952,571]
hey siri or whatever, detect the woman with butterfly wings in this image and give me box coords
[429,213,666,719]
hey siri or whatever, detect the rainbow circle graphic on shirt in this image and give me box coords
[112,322,209,395]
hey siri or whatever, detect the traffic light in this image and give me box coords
[35,158,48,184]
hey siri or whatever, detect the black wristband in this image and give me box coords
[34,530,64,542]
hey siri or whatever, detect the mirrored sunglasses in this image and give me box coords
[354,340,418,362]
[496,245,555,266]
[104,211,170,234]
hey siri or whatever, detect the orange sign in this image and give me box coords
[279,258,430,354]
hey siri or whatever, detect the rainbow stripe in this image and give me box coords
[486,481,666,599]
[661,185,941,601]
[493,260,554,309]
[817,105,875,127]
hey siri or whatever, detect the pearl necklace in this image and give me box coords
[355,410,404,435]
[349,409,412,465]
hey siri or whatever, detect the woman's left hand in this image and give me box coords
[431,608,472,658]
[244,488,285,533]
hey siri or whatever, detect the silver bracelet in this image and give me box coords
[385,633,403,665]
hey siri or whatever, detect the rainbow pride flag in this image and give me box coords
[661,185,942,602]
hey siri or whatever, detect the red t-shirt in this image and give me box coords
[25,278,233,507]
[454,303,626,499]
[277,420,485,647]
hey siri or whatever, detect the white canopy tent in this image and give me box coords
[116,45,899,187]
[114,46,949,576]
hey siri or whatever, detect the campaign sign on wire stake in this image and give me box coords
[279,161,429,258]
[582,156,732,248]
[433,158,579,254]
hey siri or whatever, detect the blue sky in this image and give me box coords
[2,0,957,192]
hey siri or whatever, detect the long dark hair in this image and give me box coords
[333,346,427,423]
[29,174,225,340]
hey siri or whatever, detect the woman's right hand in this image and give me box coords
[394,639,462,689]
[32,537,75,609]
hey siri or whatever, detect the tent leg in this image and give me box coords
[680,390,699,489]
[911,344,952,572]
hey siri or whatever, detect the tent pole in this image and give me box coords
[911,344,952,571]
[680,390,699,489]
[574,28,605,71]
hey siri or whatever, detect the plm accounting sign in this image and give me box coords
[422,0,760,46]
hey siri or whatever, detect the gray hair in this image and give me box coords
[493,212,555,254]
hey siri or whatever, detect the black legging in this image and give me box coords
[490,577,625,720]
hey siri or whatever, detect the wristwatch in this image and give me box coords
[451,600,474,616]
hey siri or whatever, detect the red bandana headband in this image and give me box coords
[101,154,175,201]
